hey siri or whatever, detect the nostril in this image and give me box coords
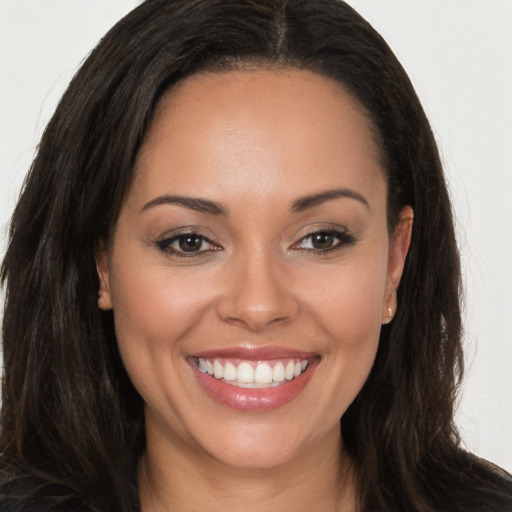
[220,309,292,332]
[216,295,299,331]
[215,256,300,330]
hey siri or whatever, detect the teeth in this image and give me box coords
[237,362,254,383]
[213,360,224,379]
[197,357,310,387]
[285,361,295,380]
[272,362,285,382]
[254,363,273,384]
[224,362,237,381]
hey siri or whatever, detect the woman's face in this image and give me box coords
[98,69,412,469]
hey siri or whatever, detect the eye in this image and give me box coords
[155,232,221,257]
[305,232,337,250]
[293,229,355,254]
[176,234,206,252]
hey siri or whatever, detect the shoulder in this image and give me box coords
[432,454,512,512]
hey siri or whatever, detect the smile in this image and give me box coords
[188,347,319,411]
[197,357,309,388]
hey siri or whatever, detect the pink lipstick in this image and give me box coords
[188,346,319,412]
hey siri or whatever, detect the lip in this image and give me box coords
[187,346,319,412]
[190,345,317,361]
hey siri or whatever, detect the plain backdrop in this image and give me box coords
[1,0,511,473]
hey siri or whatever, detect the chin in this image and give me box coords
[200,427,310,470]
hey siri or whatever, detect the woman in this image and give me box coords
[1,0,511,511]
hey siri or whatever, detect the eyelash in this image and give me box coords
[154,232,221,258]
[292,228,356,255]
[154,228,355,258]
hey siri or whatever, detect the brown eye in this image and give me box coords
[292,228,355,254]
[310,232,335,250]
[155,232,221,257]
[178,234,204,252]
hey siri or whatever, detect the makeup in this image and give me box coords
[188,346,319,411]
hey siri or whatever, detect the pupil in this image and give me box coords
[312,233,334,249]
[178,235,203,252]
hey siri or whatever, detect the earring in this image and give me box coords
[382,306,393,325]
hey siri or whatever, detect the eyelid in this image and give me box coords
[292,223,350,242]
[153,229,223,257]
[290,225,356,253]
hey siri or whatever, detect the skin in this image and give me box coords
[97,69,413,511]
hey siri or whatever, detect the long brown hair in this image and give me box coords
[1,1,511,510]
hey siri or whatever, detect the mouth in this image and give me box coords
[195,357,310,388]
[187,347,319,411]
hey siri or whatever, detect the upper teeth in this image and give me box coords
[198,358,309,388]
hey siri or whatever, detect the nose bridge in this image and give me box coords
[216,243,298,331]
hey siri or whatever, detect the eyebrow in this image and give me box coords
[140,195,228,216]
[291,188,370,212]
[140,187,368,216]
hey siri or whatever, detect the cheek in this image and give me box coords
[109,258,210,344]
[326,270,383,367]
[107,254,219,400]
[297,252,387,407]
[107,256,220,428]
[302,253,388,337]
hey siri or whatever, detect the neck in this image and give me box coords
[139,421,356,512]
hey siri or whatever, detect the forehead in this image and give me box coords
[132,68,385,209]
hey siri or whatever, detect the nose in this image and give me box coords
[216,248,299,332]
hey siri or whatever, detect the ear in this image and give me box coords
[96,243,113,311]
[382,206,413,324]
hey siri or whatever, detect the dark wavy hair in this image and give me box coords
[1,1,511,511]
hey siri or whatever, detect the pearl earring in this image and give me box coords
[382,306,393,325]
